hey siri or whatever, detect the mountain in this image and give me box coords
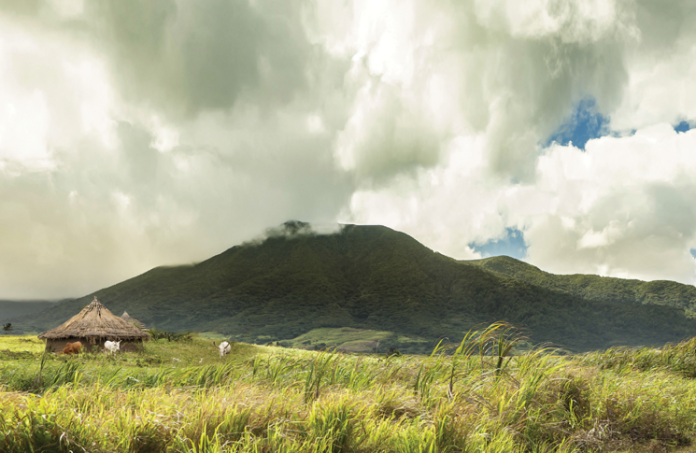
[11,222,696,352]
[469,256,696,312]
[0,300,57,325]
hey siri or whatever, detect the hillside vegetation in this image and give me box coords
[469,255,696,311]
[9,222,696,352]
[0,300,56,325]
[2,329,696,452]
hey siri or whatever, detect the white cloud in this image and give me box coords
[522,126,696,282]
[336,0,696,286]
[2,0,696,298]
[347,126,696,285]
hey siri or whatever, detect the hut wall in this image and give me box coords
[45,338,83,353]
[45,337,146,353]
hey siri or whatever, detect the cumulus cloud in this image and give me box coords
[0,106,353,298]
[337,0,696,285]
[348,125,696,284]
[0,1,353,298]
[313,0,635,184]
[81,0,315,117]
[607,1,696,130]
[524,126,696,282]
[2,0,696,298]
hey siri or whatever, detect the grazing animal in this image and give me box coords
[59,341,82,355]
[104,340,122,355]
[213,341,231,358]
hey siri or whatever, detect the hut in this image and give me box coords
[38,297,150,353]
[121,311,148,332]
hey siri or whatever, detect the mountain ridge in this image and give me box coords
[468,255,696,312]
[10,222,696,352]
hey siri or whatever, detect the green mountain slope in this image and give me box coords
[12,222,696,352]
[468,255,696,312]
[0,300,57,325]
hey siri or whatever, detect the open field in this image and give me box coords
[279,327,432,353]
[3,326,696,452]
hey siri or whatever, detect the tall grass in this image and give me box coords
[2,329,696,451]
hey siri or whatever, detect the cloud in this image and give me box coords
[0,108,354,298]
[524,125,696,282]
[0,0,358,298]
[82,0,316,117]
[470,228,527,260]
[346,124,696,285]
[243,220,344,246]
[335,81,442,186]
[0,0,317,117]
[312,0,636,184]
[337,0,696,286]
[609,0,696,130]
[2,0,696,299]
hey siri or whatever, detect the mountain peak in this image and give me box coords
[11,223,696,352]
[280,220,311,235]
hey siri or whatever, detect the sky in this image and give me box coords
[1,0,696,299]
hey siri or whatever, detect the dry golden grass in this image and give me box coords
[1,327,696,452]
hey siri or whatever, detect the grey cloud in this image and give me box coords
[0,153,135,299]
[452,1,630,181]
[337,82,442,187]
[4,0,696,299]
[634,0,696,52]
[328,0,634,185]
[646,183,696,239]
[114,108,354,256]
[602,0,696,129]
[0,0,40,16]
[117,122,160,189]
[85,0,313,116]
[0,107,353,298]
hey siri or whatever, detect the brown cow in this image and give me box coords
[59,341,83,355]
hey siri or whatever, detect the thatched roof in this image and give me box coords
[38,297,149,340]
[121,311,148,331]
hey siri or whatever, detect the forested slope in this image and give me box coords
[12,222,696,352]
[469,255,696,311]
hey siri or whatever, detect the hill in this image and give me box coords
[10,222,696,352]
[469,255,696,312]
[0,300,57,325]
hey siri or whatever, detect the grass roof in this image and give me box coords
[38,297,149,341]
[121,311,148,331]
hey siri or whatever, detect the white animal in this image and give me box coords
[213,341,231,358]
[104,340,122,355]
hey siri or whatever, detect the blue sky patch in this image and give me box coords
[674,121,692,133]
[545,98,610,150]
[691,248,696,259]
[471,228,527,260]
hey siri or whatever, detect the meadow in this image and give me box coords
[2,324,696,452]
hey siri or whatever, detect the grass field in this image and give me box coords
[2,325,696,452]
[279,327,431,353]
